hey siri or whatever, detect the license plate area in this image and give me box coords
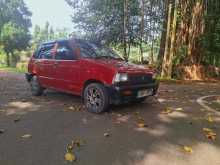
[137,89,153,98]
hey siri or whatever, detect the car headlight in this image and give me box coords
[113,73,128,83]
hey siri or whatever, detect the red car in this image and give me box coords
[26,39,159,113]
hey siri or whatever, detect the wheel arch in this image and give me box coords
[82,79,105,96]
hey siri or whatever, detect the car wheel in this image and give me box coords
[30,76,44,96]
[83,83,109,113]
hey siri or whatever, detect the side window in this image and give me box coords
[78,42,96,58]
[33,50,38,59]
[39,44,54,59]
[33,47,41,59]
[55,42,75,60]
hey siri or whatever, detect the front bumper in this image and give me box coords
[106,81,159,105]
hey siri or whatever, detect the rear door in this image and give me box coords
[53,40,81,94]
[34,43,55,87]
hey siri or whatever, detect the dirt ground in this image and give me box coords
[0,71,220,165]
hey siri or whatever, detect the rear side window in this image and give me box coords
[39,43,55,59]
[33,51,38,58]
[55,41,75,60]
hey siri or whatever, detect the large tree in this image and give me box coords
[0,0,32,66]
[1,22,31,66]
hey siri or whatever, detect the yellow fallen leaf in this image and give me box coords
[206,132,217,140]
[137,117,145,123]
[207,116,214,123]
[21,134,32,138]
[64,152,76,162]
[137,123,146,128]
[175,108,183,111]
[183,146,193,153]
[203,128,213,133]
[161,107,172,114]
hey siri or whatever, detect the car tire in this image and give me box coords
[83,83,109,113]
[30,76,44,96]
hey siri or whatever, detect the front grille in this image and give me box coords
[129,74,154,85]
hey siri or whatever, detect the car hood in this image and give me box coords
[95,59,154,74]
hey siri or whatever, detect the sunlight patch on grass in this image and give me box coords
[0,66,26,73]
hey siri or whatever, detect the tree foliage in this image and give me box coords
[32,22,70,47]
[66,0,165,61]
[0,0,32,66]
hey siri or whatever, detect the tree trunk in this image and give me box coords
[140,0,145,64]
[158,0,169,63]
[150,36,154,64]
[123,0,129,61]
[167,0,178,77]
[6,52,10,67]
[187,0,205,64]
[161,1,172,78]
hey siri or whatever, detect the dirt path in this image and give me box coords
[0,71,220,165]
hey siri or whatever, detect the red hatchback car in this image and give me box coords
[26,38,159,113]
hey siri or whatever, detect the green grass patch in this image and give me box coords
[0,66,26,73]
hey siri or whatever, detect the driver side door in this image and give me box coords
[53,40,81,94]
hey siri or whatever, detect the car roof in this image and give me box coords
[40,38,98,48]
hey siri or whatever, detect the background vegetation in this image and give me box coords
[0,0,219,80]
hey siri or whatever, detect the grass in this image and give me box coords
[0,66,26,73]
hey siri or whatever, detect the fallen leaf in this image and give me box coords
[104,132,110,137]
[207,116,214,123]
[203,128,213,133]
[134,111,140,116]
[183,146,193,153]
[161,107,172,114]
[69,106,74,110]
[157,98,166,103]
[137,116,145,123]
[0,129,5,134]
[175,108,183,111]
[206,131,217,140]
[64,152,76,162]
[14,117,21,122]
[21,134,32,138]
[137,123,147,128]
[117,114,122,117]
[67,144,73,151]
[202,128,216,140]
[73,139,82,147]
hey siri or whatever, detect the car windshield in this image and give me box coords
[76,40,123,60]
